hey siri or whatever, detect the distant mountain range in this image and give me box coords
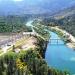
[53,5,75,19]
[42,5,75,36]
[52,5,75,36]
[0,0,75,16]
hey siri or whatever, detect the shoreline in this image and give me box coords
[50,26,75,49]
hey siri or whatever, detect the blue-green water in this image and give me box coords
[26,21,33,26]
[26,20,75,74]
[45,31,75,74]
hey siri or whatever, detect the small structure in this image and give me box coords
[23,32,36,36]
[14,48,20,53]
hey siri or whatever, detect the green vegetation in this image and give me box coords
[0,50,3,54]
[34,36,48,58]
[42,14,75,37]
[0,49,69,75]
[41,17,74,43]
[0,15,71,75]
[50,28,64,38]
[48,28,70,44]
[32,20,50,41]
[56,15,75,37]
[0,15,32,33]
[0,35,69,75]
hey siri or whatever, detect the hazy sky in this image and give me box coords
[0,0,75,15]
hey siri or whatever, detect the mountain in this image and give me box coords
[53,5,75,19]
[0,0,75,15]
[41,5,75,36]
[52,5,75,36]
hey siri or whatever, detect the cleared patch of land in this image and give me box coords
[0,32,37,56]
[14,36,37,52]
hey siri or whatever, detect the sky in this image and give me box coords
[0,0,75,15]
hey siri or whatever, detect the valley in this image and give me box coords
[0,0,75,75]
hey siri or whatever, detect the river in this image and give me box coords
[45,31,75,74]
[26,20,75,74]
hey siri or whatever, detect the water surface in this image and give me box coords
[45,31,75,74]
[26,20,75,74]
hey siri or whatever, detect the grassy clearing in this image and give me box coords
[33,25,50,41]
[0,49,3,54]
[7,36,29,51]
[15,36,28,48]
[7,35,37,52]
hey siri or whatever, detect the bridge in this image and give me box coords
[47,39,75,45]
[48,39,65,45]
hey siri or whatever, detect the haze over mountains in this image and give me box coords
[54,5,75,19]
[0,0,75,15]
[52,5,75,36]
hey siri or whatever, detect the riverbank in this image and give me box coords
[0,38,68,75]
[50,26,75,49]
[34,35,48,58]
[0,20,70,75]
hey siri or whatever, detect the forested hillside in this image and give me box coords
[56,14,75,36]
[42,5,75,37]
[0,15,32,33]
[0,36,68,75]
